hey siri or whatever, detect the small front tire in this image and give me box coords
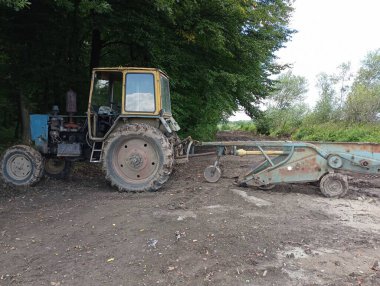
[44,158,72,179]
[0,145,44,188]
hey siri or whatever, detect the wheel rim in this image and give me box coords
[45,158,66,175]
[6,154,32,181]
[204,165,221,183]
[112,136,160,184]
[324,177,344,196]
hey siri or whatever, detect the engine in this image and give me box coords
[47,105,86,157]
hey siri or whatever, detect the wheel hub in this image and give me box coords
[204,165,221,183]
[128,153,144,169]
[7,155,32,180]
[114,137,159,182]
[326,179,343,195]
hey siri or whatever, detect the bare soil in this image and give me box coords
[1,133,380,286]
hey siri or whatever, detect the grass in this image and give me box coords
[218,121,257,133]
[218,120,380,143]
[293,122,380,142]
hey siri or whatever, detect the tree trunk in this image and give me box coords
[89,28,102,75]
[19,90,30,144]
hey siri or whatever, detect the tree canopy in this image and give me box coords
[0,0,294,142]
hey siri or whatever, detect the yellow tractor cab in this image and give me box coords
[87,67,180,141]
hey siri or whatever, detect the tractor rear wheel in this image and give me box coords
[103,124,173,192]
[44,158,72,179]
[0,145,44,188]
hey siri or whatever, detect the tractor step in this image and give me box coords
[90,141,104,163]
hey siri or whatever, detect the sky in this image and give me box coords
[230,0,380,121]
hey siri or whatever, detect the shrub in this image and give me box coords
[293,122,380,142]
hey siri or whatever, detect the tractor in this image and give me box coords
[0,67,182,192]
[4,67,380,199]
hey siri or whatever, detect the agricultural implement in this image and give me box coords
[1,66,380,198]
[199,140,380,198]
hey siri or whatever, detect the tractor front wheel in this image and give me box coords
[0,145,44,188]
[103,124,173,192]
[44,158,72,179]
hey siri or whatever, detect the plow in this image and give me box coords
[195,140,380,198]
[1,66,380,198]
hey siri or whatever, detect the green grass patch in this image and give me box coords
[217,121,257,133]
[293,122,380,142]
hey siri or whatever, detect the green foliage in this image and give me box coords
[345,84,380,122]
[0,0,294,143]
[354,49,380,87]
[255,116,271,135]
[265,103,309,137]
[218,121,257,133]
[312,73,337,123]
[220,50,380,144]
[0,0,30,10]
[260,70,308,136]
[270,71,307,109]
[293,122,380,143]
[345,50,380,123]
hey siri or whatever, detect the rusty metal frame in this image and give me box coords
[198,140,380,188]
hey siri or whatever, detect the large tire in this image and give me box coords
[102,124,173,192]
[44,158,72,179]
[0,145,44,188]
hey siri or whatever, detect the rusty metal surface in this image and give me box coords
[201,140,380,189]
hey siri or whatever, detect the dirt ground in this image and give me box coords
[1,137,380,285]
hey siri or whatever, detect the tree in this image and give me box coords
[83,0,295,138]
[263,71,308,136]
[312,73,337,123]
[345,49,380,122]
[269,71,308,110]
[0,0,111,142]
[0,0,294,143]
[334,62,352,111]
[0,0,30,10]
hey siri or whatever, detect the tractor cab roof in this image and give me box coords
[92,67,169,78]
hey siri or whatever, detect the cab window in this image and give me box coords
[92,72,122,112]
[125,73,155,112]
[160,75,171,114]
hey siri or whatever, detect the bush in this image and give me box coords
[293,122,380,142]
[217,121,257,133]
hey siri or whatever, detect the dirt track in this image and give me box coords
[1,148,380,285]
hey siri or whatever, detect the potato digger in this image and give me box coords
[1,67,380,198]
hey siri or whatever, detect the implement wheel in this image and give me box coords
[44,158,72,179]
[258,184,276,190]
[103,124,173,192]
[0,145,44,188]
[204,165,222,183]
[320,173,348,198]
